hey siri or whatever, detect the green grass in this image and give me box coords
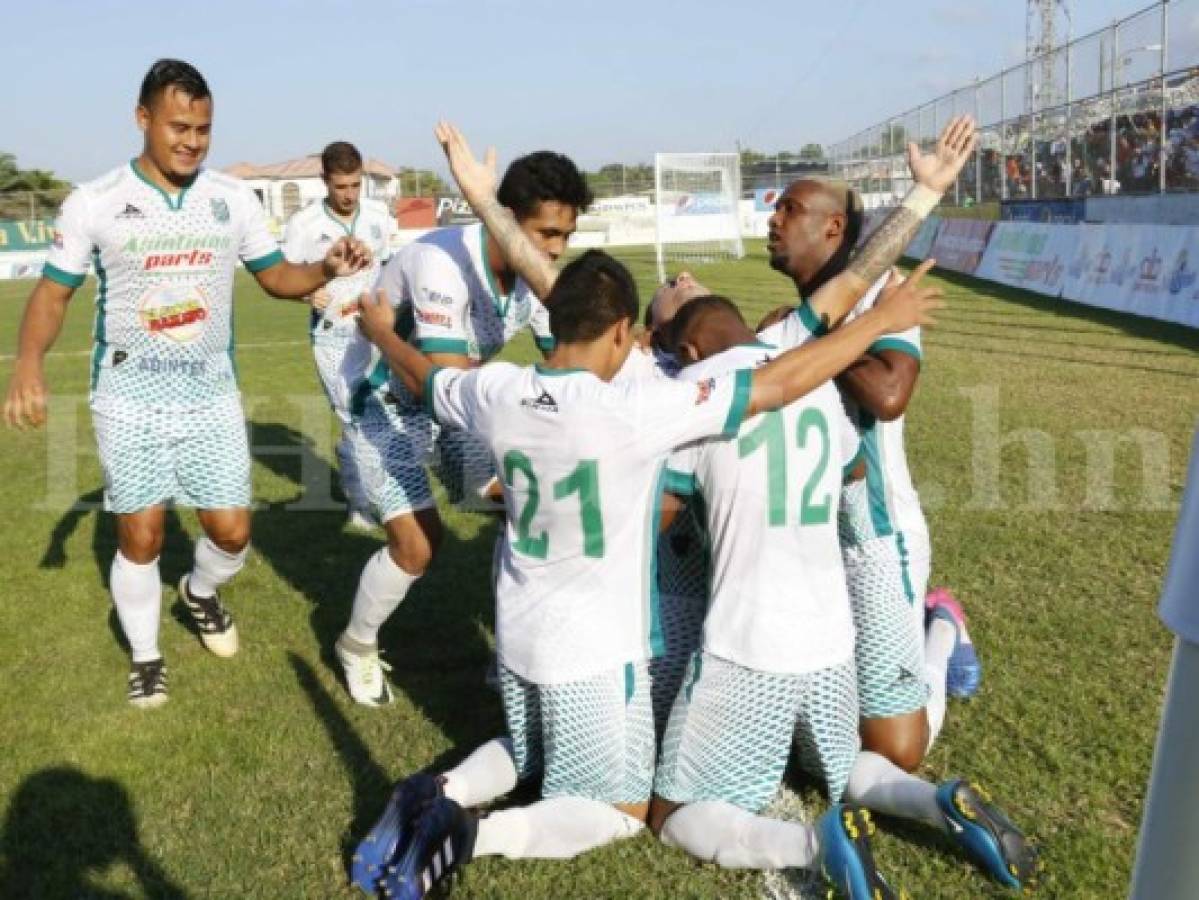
[1,241,1197,898]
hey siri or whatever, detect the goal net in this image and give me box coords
[654,152,744,282]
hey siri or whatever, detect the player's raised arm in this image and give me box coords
[357,288,434,400]
[435,121,558,301]
[3,277,76,430]
[253,235,373,299]
[746,260,943,418]
[805,115,976,330]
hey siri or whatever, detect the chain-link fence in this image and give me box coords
[827,0,1199,208]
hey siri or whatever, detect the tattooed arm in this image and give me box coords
[435,121,558,301]
[806,115,977,331]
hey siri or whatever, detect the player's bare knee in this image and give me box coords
[117,515,165,561]
[386,509,443,575]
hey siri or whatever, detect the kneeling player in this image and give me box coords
[659,296,1039,893]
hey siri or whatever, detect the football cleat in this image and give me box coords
[336,640,394,707]
[350,773,442,894]
[925,587,981,698]
[379,797,477,900]
[347,509,380,532]
[817,804,900,899]
[127,658,168,708]
[937,779,1040,890]
[179,575,239,657]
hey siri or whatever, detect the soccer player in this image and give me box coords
[346,120,952,894]
[655,295,1039,892]
[281,141,397,530]
[760,121,982,770]
[333,149,592,706]
[2,60,370,707]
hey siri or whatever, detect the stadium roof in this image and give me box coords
[223,156,397,180]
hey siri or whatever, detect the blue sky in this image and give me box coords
[1,0,1180,181]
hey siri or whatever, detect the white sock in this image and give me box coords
[188,537,247,598]
[441,738,519,808]
[111,552,162,663]
[844,751,945,830]
[473,797,642,860]
[345,548,419,647]
[660,801,819,870]
[924,618,956,750]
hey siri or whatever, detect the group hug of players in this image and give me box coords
[3,60,1042,898]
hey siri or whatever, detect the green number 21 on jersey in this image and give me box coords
[737,408,832,526]
[502,452,604,560]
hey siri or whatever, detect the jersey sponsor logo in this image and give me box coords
[116,203,145,219]
[210,198,230,223]
[694,378,716,405]
[423,290,455,306]
[136,354,209,377]
[143,248,216,271]
[415,309,452,327]
[123,234,233,253]
[520,390,559,413]
[138,284,210,343]
[317,233,333,244]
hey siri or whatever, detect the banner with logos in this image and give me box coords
[0,219,55,251]
[975,221,1076,297]
[1000,199,1085,223]
[928,218,993,274]
[1063,223,1199,327]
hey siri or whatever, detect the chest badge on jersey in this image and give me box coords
[210,198,230,223]
[139,284,210,343]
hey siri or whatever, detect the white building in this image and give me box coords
[223,156,398,233]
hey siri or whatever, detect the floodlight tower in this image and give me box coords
[1026,0,1072,113]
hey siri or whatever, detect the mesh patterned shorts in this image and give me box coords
[647,505,709,739]
[843,535,930,719]
[91,393,251,514]
[655,653,859,812]
[348,396,437,523]
[499,661,656,805]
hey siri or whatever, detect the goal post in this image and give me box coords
[654,152,744,283]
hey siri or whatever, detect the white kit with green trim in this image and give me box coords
[44,161,283,407]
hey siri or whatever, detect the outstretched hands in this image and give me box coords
[435,121,498,207]
[907,115,977,195]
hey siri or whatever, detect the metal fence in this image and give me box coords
[827,0,1199,208]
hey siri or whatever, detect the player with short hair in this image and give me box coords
[333,147,593,706]
[344,120,950,895]
[281,140,396,530]
[2,59,370,707]
[653,293,1039,892]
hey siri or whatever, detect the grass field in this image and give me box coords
[1,240,1197,899]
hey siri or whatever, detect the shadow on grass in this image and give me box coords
[252,422,505,756]
[0,766,187,900]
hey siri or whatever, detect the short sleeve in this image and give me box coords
[408,245,471,355]
[869,324,922,363]
[665,443,701,497]
[280,211,307,264]
[238,187,283,273]
[528,295,556,353]
[757,302,826,351]
[42,189,93,288]
[630,370,753,456]
[426,365,497,440]
[374,252,406,305]
[380,210,398,263]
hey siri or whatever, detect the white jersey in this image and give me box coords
[759,276,928,550]
[281,197,395,341]
[668,345,860,675]
[428,361,753,684]
[612,344,675,385]
[376,222,554,397]
[44,162,281,406]
[840,275,928,549]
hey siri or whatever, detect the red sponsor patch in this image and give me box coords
[694,378,715,405]
[416,308,452,327]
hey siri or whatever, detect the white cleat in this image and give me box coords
[336,642,394,707]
